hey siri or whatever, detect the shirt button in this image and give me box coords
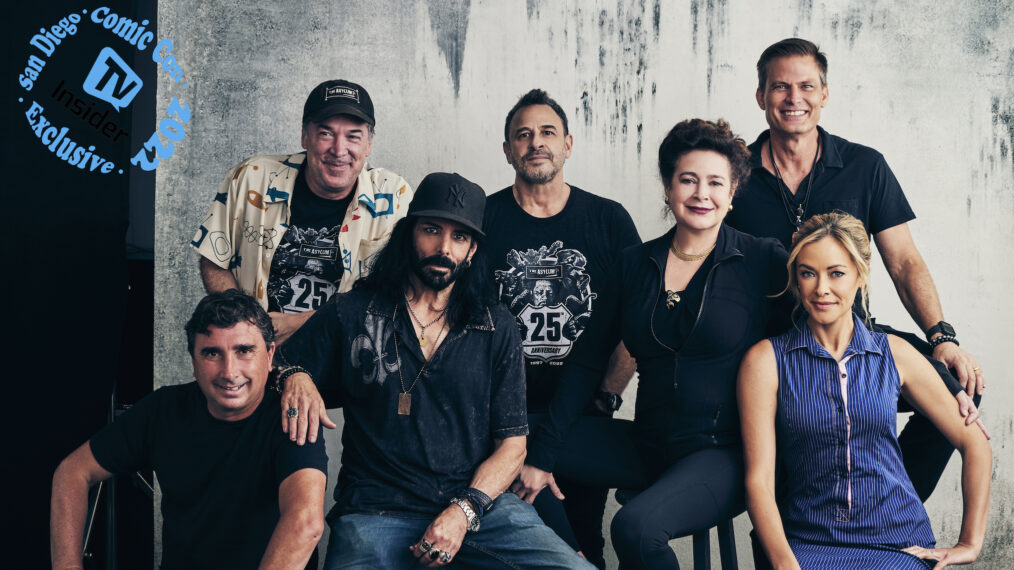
[841,372,847,378]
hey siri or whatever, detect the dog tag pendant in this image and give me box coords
[398,393,412,415]
[419,336,427,347]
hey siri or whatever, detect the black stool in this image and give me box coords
[614,489,738,570]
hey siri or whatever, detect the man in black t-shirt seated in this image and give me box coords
[277,173,592,568]
[50,291,328,570]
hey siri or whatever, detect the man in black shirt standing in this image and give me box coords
[483,89,641,567]
[725,38,987,503]
[51,291,328,569]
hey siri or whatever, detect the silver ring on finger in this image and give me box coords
[440,551,452,564]
[286,407,298,418]
[429,549,441,561]
[418,539,432,553]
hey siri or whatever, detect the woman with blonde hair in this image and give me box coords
[738,212,991,569]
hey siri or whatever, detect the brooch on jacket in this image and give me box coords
[664,290,681,309]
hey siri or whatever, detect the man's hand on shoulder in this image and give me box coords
[933,342,985,397]
[410,506,469,567]
[269,311,315,345]
[280,372,335,445]
[509,464,564,505]
[954,392,990,440]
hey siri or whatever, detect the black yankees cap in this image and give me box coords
[408,173,486,237]
[302,79,375,126]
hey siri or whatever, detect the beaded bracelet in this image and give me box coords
[274,366,312,393]
[929,334,959,348]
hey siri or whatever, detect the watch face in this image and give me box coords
[939,321,956,336]
[601,392,621,410]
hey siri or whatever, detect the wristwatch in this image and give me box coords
[450,497,480,532]
[925,321,956,343]
[597,390,623,412]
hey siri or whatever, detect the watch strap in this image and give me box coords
[450,497,480,532]
[925,321,956,342]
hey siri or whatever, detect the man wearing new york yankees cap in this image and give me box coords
[193,79,413,345]
[275,172,592,568]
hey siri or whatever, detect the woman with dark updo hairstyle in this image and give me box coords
[532,119,791,569]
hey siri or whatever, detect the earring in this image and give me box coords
[728,204,734,211]
[664,195,670,204]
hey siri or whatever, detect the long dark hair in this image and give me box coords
[354,217,496,329]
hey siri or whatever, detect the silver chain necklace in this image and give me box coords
[404,294,448,346]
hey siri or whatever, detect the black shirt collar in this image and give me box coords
[749,126,843,170]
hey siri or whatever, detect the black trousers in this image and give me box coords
[872,322,980,501]
[529,414,744,569]
[528,413,617,568]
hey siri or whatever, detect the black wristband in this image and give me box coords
[461,487,493,517]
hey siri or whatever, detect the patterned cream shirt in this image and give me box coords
[192,152,412,309]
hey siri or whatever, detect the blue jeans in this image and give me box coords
[324,492,594,569]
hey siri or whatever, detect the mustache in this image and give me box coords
[418,254,456,270]
[524,150,552,161]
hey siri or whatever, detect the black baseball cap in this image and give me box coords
[408,173,486,237]
[302,79,375,126]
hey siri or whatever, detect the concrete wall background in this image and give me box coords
[155,1,1014,567]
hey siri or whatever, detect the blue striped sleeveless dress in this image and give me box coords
[771,315,935,569]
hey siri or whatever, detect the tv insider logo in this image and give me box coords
[16,6,192,175]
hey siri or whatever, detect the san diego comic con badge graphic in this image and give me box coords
[17,7,191,174]
[496,241,597,364]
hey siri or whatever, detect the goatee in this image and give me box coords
[412,253,467,291]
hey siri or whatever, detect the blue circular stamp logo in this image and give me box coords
[16,6,191,175]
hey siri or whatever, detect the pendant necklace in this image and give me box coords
[393,320,448,415]
[664,290,682,309]
[769,132,822,227]
[666,233,714,309]
[404,294,448,346]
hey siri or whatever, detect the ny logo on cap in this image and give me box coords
[446,185,466,208]
[325,85,359,103]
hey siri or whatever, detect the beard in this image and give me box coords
[412,253,468,291]
[509,149,564,185]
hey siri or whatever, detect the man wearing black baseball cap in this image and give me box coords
[275,172,592,568]
[193,79,413,345]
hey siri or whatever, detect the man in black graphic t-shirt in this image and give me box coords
[266,171,352,313]
[484,89,640,567]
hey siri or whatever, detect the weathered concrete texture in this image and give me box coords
[157,1,1014,567]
